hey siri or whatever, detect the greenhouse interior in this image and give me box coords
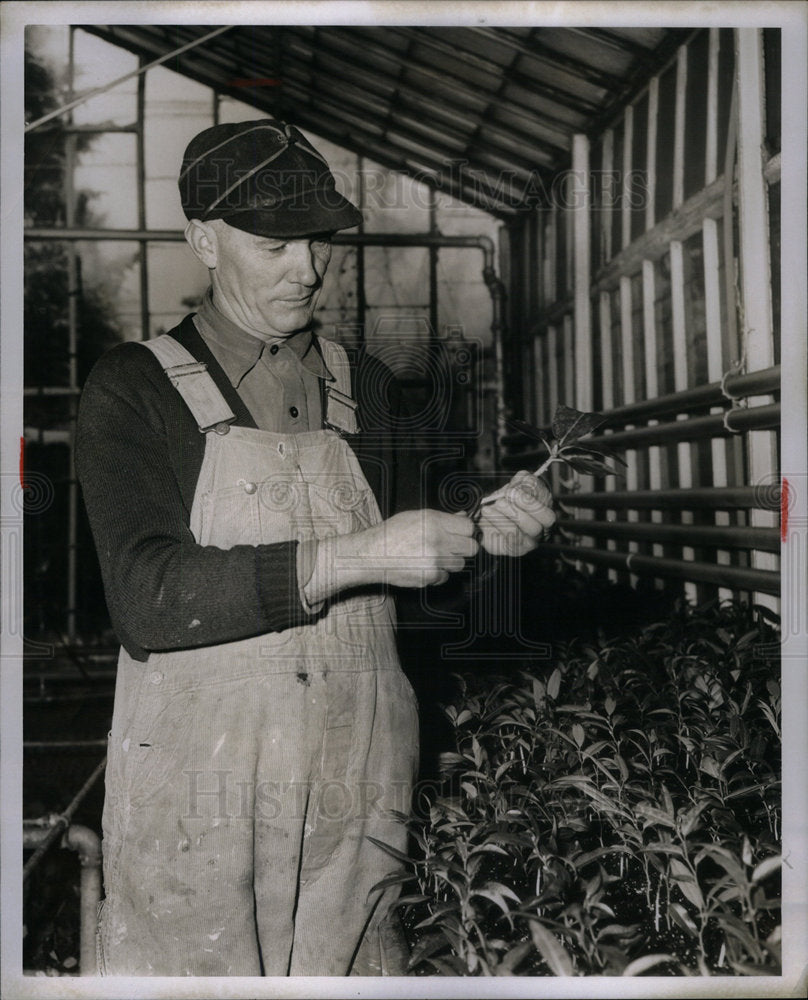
[14,18,799,983]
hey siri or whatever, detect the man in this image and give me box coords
[76,118,555,977]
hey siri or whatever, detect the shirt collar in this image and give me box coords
[194,288,334,387]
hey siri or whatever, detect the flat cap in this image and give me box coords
[178,118,362,238]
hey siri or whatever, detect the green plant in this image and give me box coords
[375,597,781,977]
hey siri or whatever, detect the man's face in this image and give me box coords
[205,220,332,338]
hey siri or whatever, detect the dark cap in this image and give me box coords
[178,118,362,238]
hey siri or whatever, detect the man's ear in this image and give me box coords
[184,219,218,269]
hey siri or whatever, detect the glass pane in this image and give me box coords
[361,157,431,233]
[25,241,70,387]
[25,27,71,227]
[433,192,498,239]
[77,239,142,365]
[684,30,710,200]
[74,133,138,228]
[147,242,208,337]
[72,29,138,126]
[437,247,492,349]
[683,230,709,388]
[301,130,361,215]
[25,239,139,390]
[364,247,429,308]
[364,307,431,352]
[217,94,267,124]
[655,63,677,223]
[314,243,359,337]
[144,65,213,230]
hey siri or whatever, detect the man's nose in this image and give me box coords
[286,241,319,285]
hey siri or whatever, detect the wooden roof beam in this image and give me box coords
[390,26,605,114]
[281,28,570,150]
[474,26,626,90]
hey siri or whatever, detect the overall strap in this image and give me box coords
[318,337,360,435]
[140,335,236,435]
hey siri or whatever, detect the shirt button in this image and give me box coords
[269,344,279,355]
[289,406,299,419]
[149,671,163,685]
[243,481,258,495]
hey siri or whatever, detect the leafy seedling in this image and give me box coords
[472,405,626,519]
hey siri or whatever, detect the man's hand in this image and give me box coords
[476,470,556,557]
[304,509,478,603]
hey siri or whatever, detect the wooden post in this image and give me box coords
[620,275,639,585]
[735,28,778,609]
[573,133,592,413]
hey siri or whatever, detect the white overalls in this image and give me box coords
[98,334,419,976]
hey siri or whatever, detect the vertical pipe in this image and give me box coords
[670,239,697,602]
[356,155,366,345]
[63,825,103,975]
[572,133,593,553]
[735,28,778,607]
[642,259,664,578]
[621,104,633,251]
[620,275,639,585]
[137,59,149,341]
[705,28,720,185]
[65,29,78,641]
[703,217,733,598]
[672,42,693,600]
[646,77,659,232]
[673,45,687,210]
[600,289,617,580]
[601,128,614,265]
[572,134,592,413]
[428,186,438,340]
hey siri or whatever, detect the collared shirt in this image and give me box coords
[193,289,334,433]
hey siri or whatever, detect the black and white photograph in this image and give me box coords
[1,2,806,997]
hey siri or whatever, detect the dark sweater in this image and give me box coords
[76,316,419,661]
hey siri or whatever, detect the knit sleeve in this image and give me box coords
[75,343,314,661]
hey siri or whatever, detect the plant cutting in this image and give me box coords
[470,405,626,522]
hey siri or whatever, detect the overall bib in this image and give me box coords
[98,334,419,976]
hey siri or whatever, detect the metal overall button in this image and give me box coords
[213,421,231,435]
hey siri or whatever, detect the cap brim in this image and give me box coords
[222,192,363,239]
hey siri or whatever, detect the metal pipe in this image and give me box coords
[23,757,106,883]
[504,401,779,463]
[542,542,780,594]
[557,519,781,551]
[548,486,773,511]
[599,365,779,426]
[23,823,102,975]
[501,363,779,446]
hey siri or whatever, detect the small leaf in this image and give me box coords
[622,953,676,976]
[552,405,607,445]
[365,835,413,865]
[668,901,698,937]
[528,920,574,976]
[494,940,534,975]
[572,723,585,747]
[670,859,705,910]
[752,855,782,883]
[407,931,448,969]
[547,668,562,701]
[506,417,553,447]
[563,454,623,477]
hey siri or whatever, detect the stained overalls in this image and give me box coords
[98,334,419,976]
